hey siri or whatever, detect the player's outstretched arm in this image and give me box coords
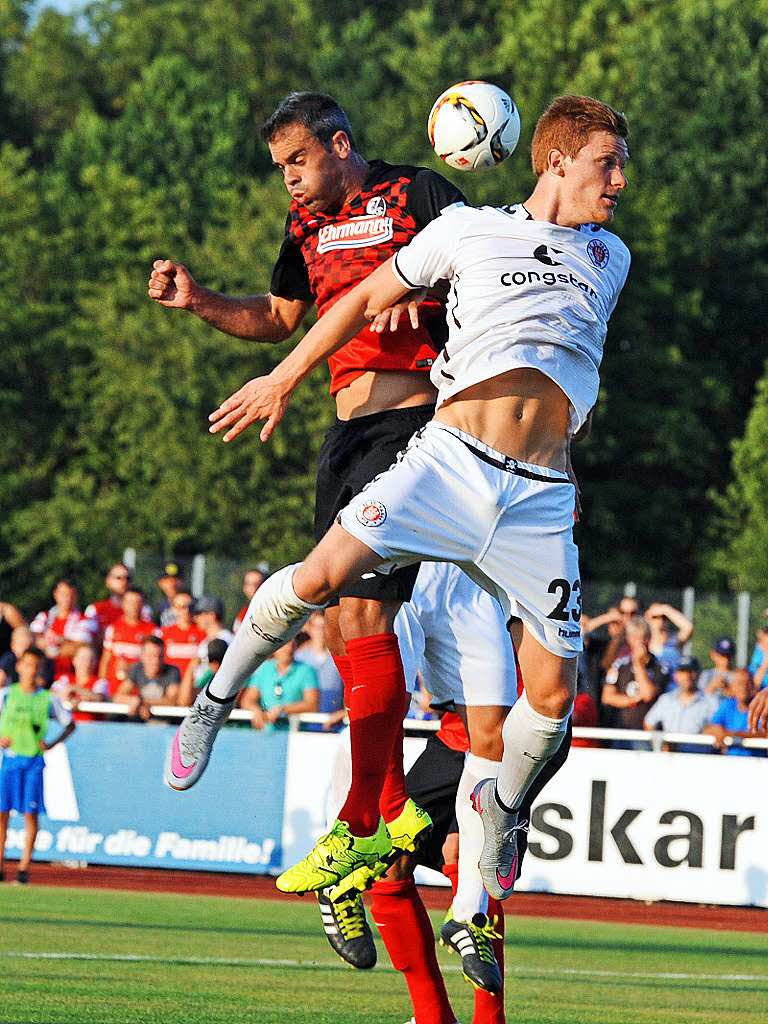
[148,259,309,342]
[209,258,408,443]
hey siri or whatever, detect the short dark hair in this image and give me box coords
[262,92,357,152]
[19,646,44,663]
[207,638,229,665]
[141,635,164,651]
[125,586,145,599]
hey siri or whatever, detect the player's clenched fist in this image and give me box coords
[147,259,197,308]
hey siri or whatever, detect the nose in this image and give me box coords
[283,166,301,189]
[613,166,628,190]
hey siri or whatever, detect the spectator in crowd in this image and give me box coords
[98,587,159,696]
[293,611,343,715]
[704,668,766,757]
[643,656,717,753]
[748,626,768,692]
[240,638,319,732]
[601,615,667,748]
[191,638,229,697]
[154,563,185,628]
[0,626,54,690]
[644,601,693,675]
[0,647,75,883]
[52,642,109,723]
[161,590,205,679]
[0,600,25,658]
[30,579,95,679]
[232,568,267,632]
[571,673,600,749]
[84,562,151,642]
[596,595,643,673]
[698,636,735,698]
[179,597,234,705]
[115,635,180,722]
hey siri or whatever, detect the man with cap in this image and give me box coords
[698,637,735,698]
[155,563,185,628]
[644,656,718,753]
[179,597,234,706]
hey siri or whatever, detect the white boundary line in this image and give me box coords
[1,951,766,983]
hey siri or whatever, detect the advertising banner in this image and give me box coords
[2,723,286,873]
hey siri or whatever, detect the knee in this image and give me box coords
[442,833,459,866]
[467,707,508,761]
[527,684,574,720]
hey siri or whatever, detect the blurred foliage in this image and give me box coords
[0,0,766,611]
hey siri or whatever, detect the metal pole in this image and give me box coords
[682,586,695,654]
[624,581,637,597]
[736,591,751,667]
[122,547,136,571]
[191,554,206,598]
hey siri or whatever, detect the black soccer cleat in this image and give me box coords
[439,909,502,993]
[317,887,377,969]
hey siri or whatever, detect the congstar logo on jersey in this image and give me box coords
[500,248,598,299]
[316,215,394,254]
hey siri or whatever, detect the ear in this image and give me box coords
[331,130,352,159]
[546,147,569,178]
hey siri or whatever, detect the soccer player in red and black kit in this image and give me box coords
[151,92,465,847]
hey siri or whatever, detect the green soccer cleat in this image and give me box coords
[328,798,432,901]
[439,908,502,993]
[276,818,392,894]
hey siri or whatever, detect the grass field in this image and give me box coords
[0,886,766,1024]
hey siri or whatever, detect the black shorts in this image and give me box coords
[406,720,573,877]
[314,404,435,604]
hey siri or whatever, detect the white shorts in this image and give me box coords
[339,422,582,658]
[394,561,520,708]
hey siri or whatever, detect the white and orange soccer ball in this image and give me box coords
[428,81,520,171]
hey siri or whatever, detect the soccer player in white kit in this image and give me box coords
[179,94,631,898]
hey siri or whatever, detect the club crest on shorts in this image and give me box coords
[586,238,610,269]
[356,500,387,527]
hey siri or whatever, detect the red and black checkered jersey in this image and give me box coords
[270,160,466,394]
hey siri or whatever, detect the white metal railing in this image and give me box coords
[66,702,768,751]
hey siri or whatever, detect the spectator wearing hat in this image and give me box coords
[704,668,766,757]
[643,656,717,753]
[240,638,319,732]
[178,597,234,705]
[232,568,267,633]
[98,588,159,696]
[84,563,152,643]
[154,563,186,627]
[698,637,735,698]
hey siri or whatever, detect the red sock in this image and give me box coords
[340,633,407,835]
[442,863,505,1024]
[331,652,355,698]
[372,876,456,1024]
[379,692,410,822]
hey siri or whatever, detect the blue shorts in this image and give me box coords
[0,753,46,815]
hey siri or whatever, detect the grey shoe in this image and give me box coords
[470,778,527,900]
[164,689,235,790]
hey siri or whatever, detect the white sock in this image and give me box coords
[496,690,569,811]
[452,752,497,922]
[206,564,324,702]
[325,728,351,827]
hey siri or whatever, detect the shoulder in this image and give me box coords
[585,225,631,270]
[294,661,319,685]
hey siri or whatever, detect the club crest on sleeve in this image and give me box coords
[366,196,388,217]
[355,500,387,527]
[586,238,610,269]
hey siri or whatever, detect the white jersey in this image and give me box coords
[392,203,631,432]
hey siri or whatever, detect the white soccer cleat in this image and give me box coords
[164,689,235,790]
[470,777,528,900]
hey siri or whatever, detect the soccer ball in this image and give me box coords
[428,81,520,171]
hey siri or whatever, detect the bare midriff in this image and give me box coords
[335,369,437,420]
[435,367,571,470]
